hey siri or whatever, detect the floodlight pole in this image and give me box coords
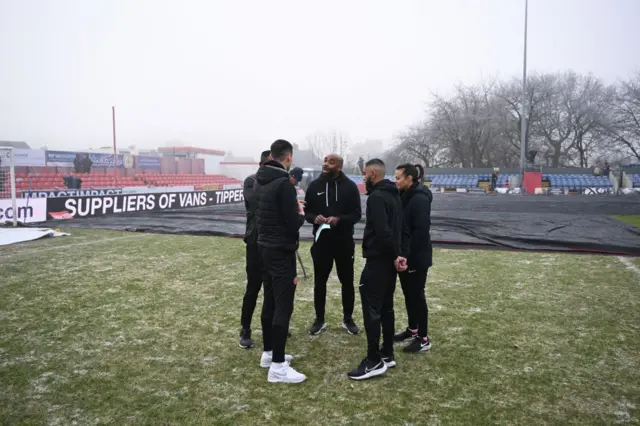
[519,0,529,191]
[112,106,117,169]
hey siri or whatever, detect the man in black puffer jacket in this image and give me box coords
[304,153,362,336]
[393,163,433,354]
[348,158,410,381]
[238,149,271,349]
[255,139,307,384]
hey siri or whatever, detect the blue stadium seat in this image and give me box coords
[547,173,613,189]
[424,173,480,189]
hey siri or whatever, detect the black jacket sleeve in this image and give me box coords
[243,175,255,212]
[338,181,362,224]
[400,214,411,258]
[409,195,431,247]
[304,180,319,224]
[368,194,398,259]
[277,179,305,235]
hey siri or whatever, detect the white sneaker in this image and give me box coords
[260,351,294,368]
[267,362,306,383]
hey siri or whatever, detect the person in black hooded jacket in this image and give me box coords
[304,153,362,336]
[254,139,307,384]
[238,149,271,349]
[393,163,433,353]
[348,158,410,381]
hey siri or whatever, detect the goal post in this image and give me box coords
[0,147,18,227]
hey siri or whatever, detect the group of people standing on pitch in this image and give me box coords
[238,139,433,383]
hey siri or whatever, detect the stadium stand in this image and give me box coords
[347,175,395,185]
[14,171,242,193]
[355,169,626,193]
[347,171,614,192]
[15,173,139,191]
[12,164,620,196]
[546,174,612,190]
[431,172,613,191]
[497,173,515,188]
[428,174,480,189]
[136,173,242,190]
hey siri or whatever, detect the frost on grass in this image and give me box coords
[442,281,471,288]
[440,397,473,409]
[614,400,636,423]
[510,292,531,300]
[1,231,640,425]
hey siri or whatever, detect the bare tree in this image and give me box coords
[305,133,330,162]
[562,74,614,167]
[306,130,349,161]
[392,122,450,167]
[606,72,640,162]
[495,73,549,165]
[349,139,384,161]
[380,148,407,172]
[528,72,577,167]
[427,81,504,167]
[391,70,638,169]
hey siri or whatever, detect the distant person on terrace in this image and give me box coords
[490,168,500,191]
[82,154,93,174]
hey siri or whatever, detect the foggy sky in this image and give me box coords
[1,0,639,158]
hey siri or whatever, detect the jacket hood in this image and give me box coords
[400,183,433,204]
[371,179,399,195]
[256,160,289,185]
[316,170,350,206]
[402,182,433,203]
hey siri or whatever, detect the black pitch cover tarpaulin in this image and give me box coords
[41,192,640,256]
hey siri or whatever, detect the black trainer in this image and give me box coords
[239,328,253,349]
[342,318,360,335]
[380,349,396,368]
[380,348,396,368]
[308,319,327,335]
[348,357,388,380]
[403,335,432,353]
[393,328,416,343]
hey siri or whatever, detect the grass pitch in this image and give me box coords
[1,229,639,425]
[614,214,640,229]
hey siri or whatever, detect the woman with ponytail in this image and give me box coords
[392,163,433,353]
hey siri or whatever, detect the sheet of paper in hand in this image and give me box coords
[315,223,331,242]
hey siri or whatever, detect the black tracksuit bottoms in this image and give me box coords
[359,258,397,362]
[260,247,297,363]
[399,268,429,338]
[310,233,355,321]
[240,243,263,330]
